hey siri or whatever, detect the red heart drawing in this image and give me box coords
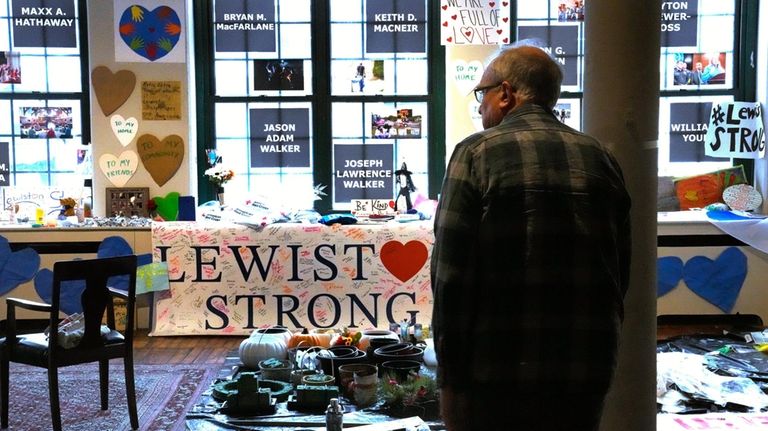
[496,29,502,34]
[489,1,496,7]
[443,21,448,26]
[388,200,395,209]
[442,4,448,10]
[451,14,457,20]
[446,37,453,42]
[380,241,428,283]
[503,17,509,23]
[503,37,509,43]
[503,1,509,6]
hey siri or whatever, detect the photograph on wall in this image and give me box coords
[333,143,394,203]
[670,52,727,87]
[0,52,21,84]
[517,25,579,86]
[11,0,77,48]
[331,60,385,95]
[371,109,422,139]
[75,145,93,177]
[19,107,73,139]
[557,1,585,22]
[253,59,304,91]
[114,0,186,63]
[365,0,425,53]
[213,0,276,53]
[553,98,581,131]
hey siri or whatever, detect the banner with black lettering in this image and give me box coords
[669,102,726,162]
[150,221,434,335]
[249,107,310,168]
[661,0,698,47]
[365,0,426,53]
[517,25,578,86]
[705,102,765,159]
[334,143,394,203]
[11,0,77,48]
[213,0,276,53]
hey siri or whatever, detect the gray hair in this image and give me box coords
[485,45,563,110]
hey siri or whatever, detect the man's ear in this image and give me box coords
[498,81,516,111]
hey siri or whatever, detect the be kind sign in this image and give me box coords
[150,221,434,336]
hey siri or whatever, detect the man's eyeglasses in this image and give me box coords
[473,82,503,103]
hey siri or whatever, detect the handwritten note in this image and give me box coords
[440,0,511,45]
[141,81,182,120]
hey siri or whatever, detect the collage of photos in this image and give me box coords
[253,59,305,91]
[557,1,585,22]
[371,109,422,139]
[19,107,73,139]
[0,52,21,84]
[332,60,385,95]
[672,52,727,86]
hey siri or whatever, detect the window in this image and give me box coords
[197,0,442,212]
[0,0,90,190]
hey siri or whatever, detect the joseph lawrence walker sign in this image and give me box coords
[150,221,434,336]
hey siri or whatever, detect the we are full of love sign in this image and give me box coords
[441,0,511,45]
[705,101,766,159]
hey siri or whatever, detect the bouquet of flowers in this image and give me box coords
[204,149,234,187]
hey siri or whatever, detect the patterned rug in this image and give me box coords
[4,361,220,431]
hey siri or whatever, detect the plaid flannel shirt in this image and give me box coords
[430,104,631,392]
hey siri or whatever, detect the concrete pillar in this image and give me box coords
[582,1,660,430]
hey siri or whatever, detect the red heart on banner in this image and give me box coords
[489,2,496,7]
[380,241,428,283]
[503,17,509,23]
[503,37,509,43]
[442,4,448,10]
[496,29,502,34]
[446,37,453,42]
[451,14,457,20]
[443,21,448,26]
[503,1,509,6]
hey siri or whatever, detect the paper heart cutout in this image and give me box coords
[380,240,428,283]
[111,115,139,147]
[97,236,153,292]
[452,60,484,96]
[137,134,185,186]
[99,150,139,187]
[91,66,136,116]
[468,100,483,131]
[682,247,747,313]
[154,192,180,221]
[118,5,182,61]
[657,256,684,297]
[0,236,41,296]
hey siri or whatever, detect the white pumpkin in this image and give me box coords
[238,327,291,368]
[358,329,400,351]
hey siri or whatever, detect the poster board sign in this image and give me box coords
[150,221,434,336]
[249,107,311,168]
[0,142,9,186]
[334,143,394,203]
[705,102,765,159]
[440,0,511,45]
[669,102,726,163]
[517,25,578,86]
[660,0,698,47]
[141,81,182,120]
[214,0,276,53]
[11,0,77,48]
[366,0,426,53]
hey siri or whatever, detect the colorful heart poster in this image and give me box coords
[114,0,186,63]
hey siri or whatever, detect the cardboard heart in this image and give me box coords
[91,66,136,116]
[0,236,41,296]
[452,60,484,96]
[682,247,747,313]
[153,192,180,221]
[111,115,139,147]
[380,240,428,283]
[137,134,185,186]
[99,150,138,187]
[118,5,182,61]
[657,256,683,297]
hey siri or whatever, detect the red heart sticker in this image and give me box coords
[380,241,429,283]
[389,200,395,209]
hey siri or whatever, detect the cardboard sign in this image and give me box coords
[249,108,310,168]
[214,0,276,52]
[334,144,394,203]
[111,115,139,146]
[517,25,578,86]
[11,0,77,48]
[136,134,185,186]
[91,66,136,117]
[440,0,511,45]
[99,151,138,187]
[366,0,426,53]
[705,102,765,159]
[661,0,698,48]
[141,81,182,120]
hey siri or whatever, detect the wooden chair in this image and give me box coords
[0,255,138,431]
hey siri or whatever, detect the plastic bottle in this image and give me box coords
[35,207,44,224]
[325,398,343,431]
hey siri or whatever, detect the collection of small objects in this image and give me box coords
[208,322,439,429]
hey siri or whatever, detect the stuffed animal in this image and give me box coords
[59,198,77,217]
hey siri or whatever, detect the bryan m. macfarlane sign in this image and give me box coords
[661,1,698,48]
[11,0,77,48]
[705,102,765,159]
[517,25,578,86]
[334,143,394,203]
[213,0,276,52]
[150,222,434,336]
[249,107,310,168]
[366,0,425,53]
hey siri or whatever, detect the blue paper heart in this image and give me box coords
[657,256,684,297]
[97,236,152,292]
[119,5,181,61]
[682,247,747,313]
[0,235,41,296]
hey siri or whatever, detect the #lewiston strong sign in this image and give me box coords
[150,222,434,336]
